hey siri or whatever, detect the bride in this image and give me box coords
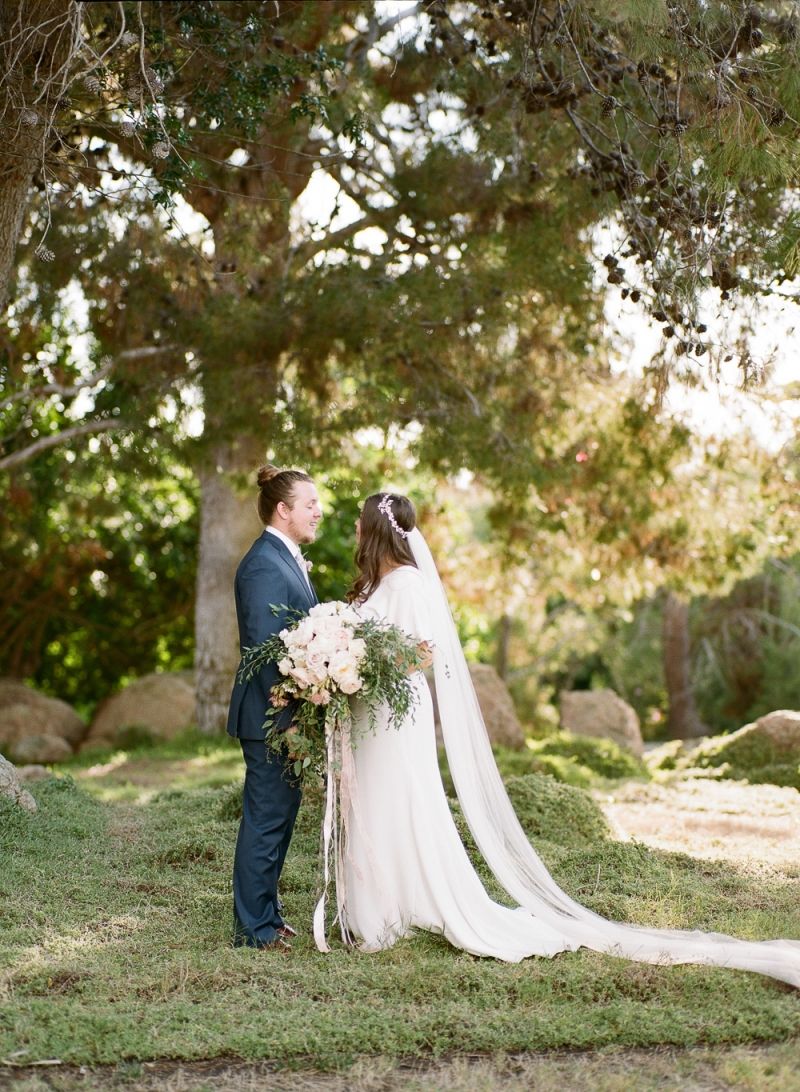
[337,491,800,986]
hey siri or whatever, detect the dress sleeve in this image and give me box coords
[386,571,435,644]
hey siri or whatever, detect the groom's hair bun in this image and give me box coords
[257,464,282,488]
[256,464,313,523]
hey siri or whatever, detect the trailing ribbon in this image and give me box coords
[313,709,357,953]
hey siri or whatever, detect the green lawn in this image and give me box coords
[1,733,798,1075]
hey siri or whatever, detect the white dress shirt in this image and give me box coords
[266,526,312,591]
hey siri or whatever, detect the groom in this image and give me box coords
[227,466,322,949]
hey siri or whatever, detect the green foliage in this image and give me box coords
[693,556,800,733]
[528,733,649,782]
[692,730,800,792]
[488,736,648,790]
[0,439,197,715]
[504,773,612,848]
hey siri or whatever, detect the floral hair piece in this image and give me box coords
[378,493,410,538]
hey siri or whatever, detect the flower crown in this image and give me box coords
[378,493,410,538]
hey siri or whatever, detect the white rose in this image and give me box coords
[329,650,363,694]
[277,657,292,676]
[348,638,367,660]
[306,650,329,682]
[309,601,339,618]
[289,664,312,689]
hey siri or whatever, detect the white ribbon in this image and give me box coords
[313,709,357,953]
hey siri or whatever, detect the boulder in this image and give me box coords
[559,688,643,757]
[744,710,800,752]
[0,752,37,813]
[15,764,52,783]
[429,663,525,750]
[84,672,196,749]
[0,679,85,749]
[10,733,73,765]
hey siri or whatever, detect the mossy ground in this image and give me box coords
[1,732,798,1078]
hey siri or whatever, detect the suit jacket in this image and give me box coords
[226,531,318,740]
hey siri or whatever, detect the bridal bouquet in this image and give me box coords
[238,600,424,778]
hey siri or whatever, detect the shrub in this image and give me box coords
[528,732,648,780]
[504,772,611,848]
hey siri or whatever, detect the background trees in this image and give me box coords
[2,0,799,736]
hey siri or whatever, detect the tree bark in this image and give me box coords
[663,591,707,740]
[194,439,264,734]
[495,613,512,681]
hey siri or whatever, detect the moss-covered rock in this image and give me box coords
[692,711,800,790]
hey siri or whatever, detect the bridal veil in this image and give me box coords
[407,527,800,988]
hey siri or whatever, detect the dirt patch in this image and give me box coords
[599,778,800,868]
[3,1041,800,1091]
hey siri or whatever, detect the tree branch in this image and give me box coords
[0,417,128,472]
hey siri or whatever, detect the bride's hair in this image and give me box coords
[347,493,417,603]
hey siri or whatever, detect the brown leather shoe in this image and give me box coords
[258,935,291,951]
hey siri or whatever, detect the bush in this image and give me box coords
[505,772,611,848]
[481,734,648,791]
[528,732,648,780]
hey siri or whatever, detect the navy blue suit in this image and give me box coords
[227,530,317,947]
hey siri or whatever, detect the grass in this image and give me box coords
[0,731,798,1077]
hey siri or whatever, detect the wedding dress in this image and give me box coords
[341,529,800,987]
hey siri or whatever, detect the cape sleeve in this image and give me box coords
[385,570,435,645]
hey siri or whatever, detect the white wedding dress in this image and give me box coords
[340,531,800,987]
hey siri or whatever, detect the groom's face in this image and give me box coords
[284,481,322,545]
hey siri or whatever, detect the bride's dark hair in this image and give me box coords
[347,493,417,603]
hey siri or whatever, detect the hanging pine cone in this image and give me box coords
[35,244,55,262]
[84,73,103,94]
[601,95,618,117]
[152,140,171,159]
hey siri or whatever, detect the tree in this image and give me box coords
[4,0,800,734]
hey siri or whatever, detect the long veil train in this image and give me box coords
[408,527,800,988]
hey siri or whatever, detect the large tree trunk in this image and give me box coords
[663,591,707,740]
[194,440,263,734]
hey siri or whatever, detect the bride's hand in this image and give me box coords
[417,641,433,671]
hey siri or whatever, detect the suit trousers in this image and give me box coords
[232,738,302,947]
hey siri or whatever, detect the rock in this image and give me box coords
[15,764,52,782]
[428,663,525,750]
[0,679,86,748]
[745,710,800,752]
[559,688,643,757]
[84,672,196,749]
[10,734,73,765]
[0,752,37,813]
[692,709,800,790]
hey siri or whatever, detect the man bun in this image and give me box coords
[256,464,283,488]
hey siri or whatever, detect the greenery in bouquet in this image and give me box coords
[238,601,425,778]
